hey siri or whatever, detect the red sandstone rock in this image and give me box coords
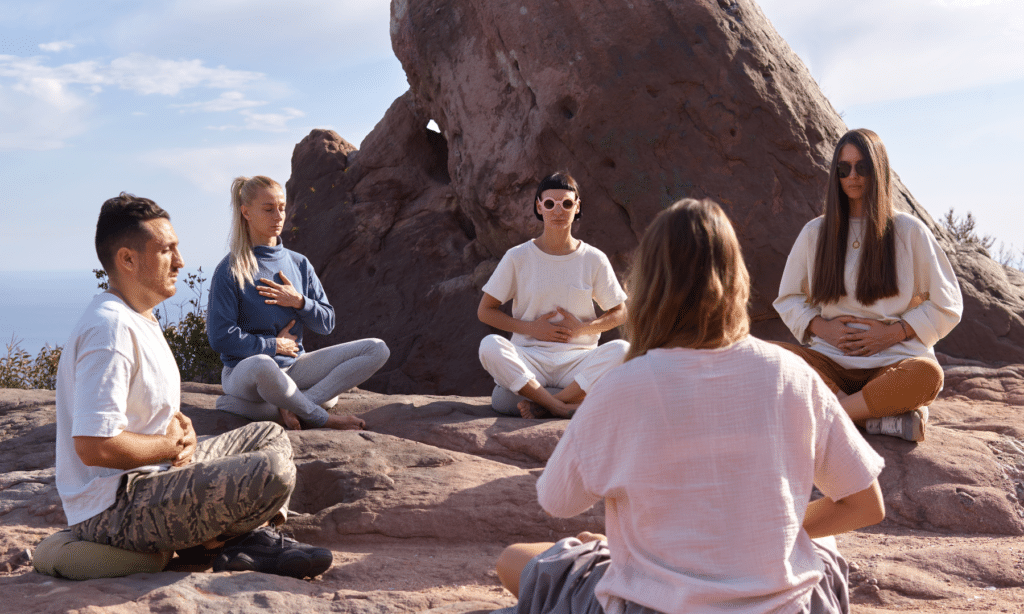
[3,375,1024,611]
[285,0,1024,396]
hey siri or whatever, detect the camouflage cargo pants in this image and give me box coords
[72,421,294,553]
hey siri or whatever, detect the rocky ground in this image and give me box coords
[2,360,1024,613]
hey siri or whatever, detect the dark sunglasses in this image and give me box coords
[540,198,577,211]
[837,161,872,179]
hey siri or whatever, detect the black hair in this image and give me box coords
[95,193,170,272]
[533,171,581,221]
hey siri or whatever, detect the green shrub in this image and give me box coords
[941,208,1023,271]
[941,208,995,250]
[162,309,223,384]
[2,269,221,391]
[94,268,222,384]
[0,338,61,390]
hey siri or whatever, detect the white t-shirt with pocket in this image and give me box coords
[482,240,627,350]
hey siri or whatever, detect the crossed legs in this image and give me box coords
[479,335,629,419]
[773,343,943,422]
[516,380,585,419]
[495,532,607,597]
[220,338,389,430]
[72,422,294,553]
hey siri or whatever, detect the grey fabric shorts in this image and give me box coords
[493,537,850,614]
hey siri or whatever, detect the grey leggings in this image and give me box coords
[218,338,389,427]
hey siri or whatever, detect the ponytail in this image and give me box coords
[228,175,280,289]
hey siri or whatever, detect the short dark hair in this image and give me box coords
[533,171,581,221]
[95,193,170,272]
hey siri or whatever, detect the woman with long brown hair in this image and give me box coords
[774,128,962,441]
[494,199,885,614]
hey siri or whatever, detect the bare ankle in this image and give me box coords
[324,415,365,430]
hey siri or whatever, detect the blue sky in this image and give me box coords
[2,0,1022,273]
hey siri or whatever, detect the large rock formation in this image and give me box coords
[285,0,1024,396]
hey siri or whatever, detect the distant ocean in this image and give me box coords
[0,270,210,356]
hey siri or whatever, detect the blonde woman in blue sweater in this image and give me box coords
[207,176,389,430]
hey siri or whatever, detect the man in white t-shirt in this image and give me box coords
[49,194,332,579]
[478,172,629,419]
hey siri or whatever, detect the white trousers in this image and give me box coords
[218,338,389,427]
[479,335,629,414]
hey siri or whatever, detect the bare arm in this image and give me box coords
[74,412,197,470]
[477,293,570,343]
[803,479,885,539]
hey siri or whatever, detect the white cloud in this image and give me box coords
[0,80,89,150]
[106,0,393,68]
[12,75,81,109]
[172,90,265,113]
[240,107,305,131]
[107,54,262,95]
[0,53,262,97]
[206,107,306,132]
[935,0,1001,6]
[38,41,74,53]
[758,0,1024,107]
[0,53,269,149]
[141,142,294,194]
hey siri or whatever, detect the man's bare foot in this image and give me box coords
[518,400,553,419]
[576,531,606,543]
[324,414,365,430]
[278,407,302,430]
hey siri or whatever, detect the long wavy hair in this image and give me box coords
[810,128,898,306]
[625,198,750,360]
[228,175,281,289]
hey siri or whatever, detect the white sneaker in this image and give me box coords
[865,409,926,442]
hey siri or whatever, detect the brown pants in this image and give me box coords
[773,343,943,418]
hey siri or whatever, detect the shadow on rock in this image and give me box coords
[362,394,568,466]
[286,429,601,545]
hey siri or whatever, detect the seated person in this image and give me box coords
[49,194,331,579]
[208,175,388,431]
[774,129,962,442]
[477,172,628,419]
[494,199,885,614]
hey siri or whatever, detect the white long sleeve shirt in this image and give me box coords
[773,213,962,369]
